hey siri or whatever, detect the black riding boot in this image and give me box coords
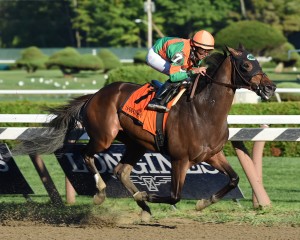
[147,81,173,112]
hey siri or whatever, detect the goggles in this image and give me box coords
[196,47,213,55]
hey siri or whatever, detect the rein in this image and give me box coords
[204,72,244,90]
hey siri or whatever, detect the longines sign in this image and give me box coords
[55,144,243,199]
[0,143,33,194]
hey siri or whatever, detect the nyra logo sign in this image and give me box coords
[0,143,33,195]
[55,144,243,199]
[132,175,171,192]
[0,152,9,172]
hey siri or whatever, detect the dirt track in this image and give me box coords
[1,218,299,240]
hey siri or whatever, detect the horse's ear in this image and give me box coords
[226,46,241,56]
[238,43,245,51]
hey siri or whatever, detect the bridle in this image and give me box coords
[189,53,266,100]
[204,54,266,92]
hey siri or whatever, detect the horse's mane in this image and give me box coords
[191,51,227,94]
[205,51,227,77]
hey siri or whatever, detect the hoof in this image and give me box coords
[93,190,106,205]
[195,199,211,211]
[140,210,151,223]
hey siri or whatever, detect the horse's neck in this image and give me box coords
[194,57,234,124]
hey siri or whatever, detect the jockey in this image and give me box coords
[146,30,215,112]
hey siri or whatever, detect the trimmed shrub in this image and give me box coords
[46,47,103,76]
[105,65,168,85]
[266,42,300,67]
[46,47,80,75]
[133,50,147,64]
[79,54,104,71]
[97,49,121,73]
[16,46,48,73]
[261,61,277,69]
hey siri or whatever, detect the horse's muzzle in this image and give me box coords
[259,84,277,100]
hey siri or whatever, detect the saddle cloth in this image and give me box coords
[121,83,175,135]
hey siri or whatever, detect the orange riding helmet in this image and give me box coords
[191,30,215,50]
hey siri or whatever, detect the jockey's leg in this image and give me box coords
[147,80,183,112]
[147,80,173,112]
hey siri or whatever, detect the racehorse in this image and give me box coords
[17,45,276,221]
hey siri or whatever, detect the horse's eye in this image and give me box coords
[241,62,250,71]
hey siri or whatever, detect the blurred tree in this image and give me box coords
[75,0,144,47]
[69,0,94,48]
[215,20,286,55]
[0,1,74,47]
[154,0,240,38]
[246,0,300,36]
[0,0,299,49]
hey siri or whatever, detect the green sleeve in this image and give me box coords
[170,71,189,82]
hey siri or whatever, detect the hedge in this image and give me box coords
[226,102,300,157]
[1,101,299,157]
[105,65,168,85]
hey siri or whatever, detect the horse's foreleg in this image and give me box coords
[114,163,151,221]
[196,152,239,211]
[83,154,107,205]
[147,159,190,205]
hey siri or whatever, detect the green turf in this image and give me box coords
[0,155,299,226]
[0,69,106,102]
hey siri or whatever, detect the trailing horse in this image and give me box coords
[16,45,276,221]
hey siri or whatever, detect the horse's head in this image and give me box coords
[226,45,276,100]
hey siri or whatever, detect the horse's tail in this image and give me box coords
[14,94,93,155]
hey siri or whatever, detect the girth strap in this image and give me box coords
[155,112,167,154]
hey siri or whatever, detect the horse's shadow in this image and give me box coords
[118,223,177,229]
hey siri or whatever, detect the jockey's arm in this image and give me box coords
[169,65,207,82]
[169,65,190,82]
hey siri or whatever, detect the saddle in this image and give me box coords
[120,81,187,152]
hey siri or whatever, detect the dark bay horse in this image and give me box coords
[18,45,276,221]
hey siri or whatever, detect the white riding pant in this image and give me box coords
[146,48,171,76]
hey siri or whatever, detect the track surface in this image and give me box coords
[1,218,299,240]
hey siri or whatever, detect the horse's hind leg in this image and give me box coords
[113,145,151,222]
[83,139,109,205]
[196,151,239,211]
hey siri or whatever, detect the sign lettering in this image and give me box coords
[56,144,243,200]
